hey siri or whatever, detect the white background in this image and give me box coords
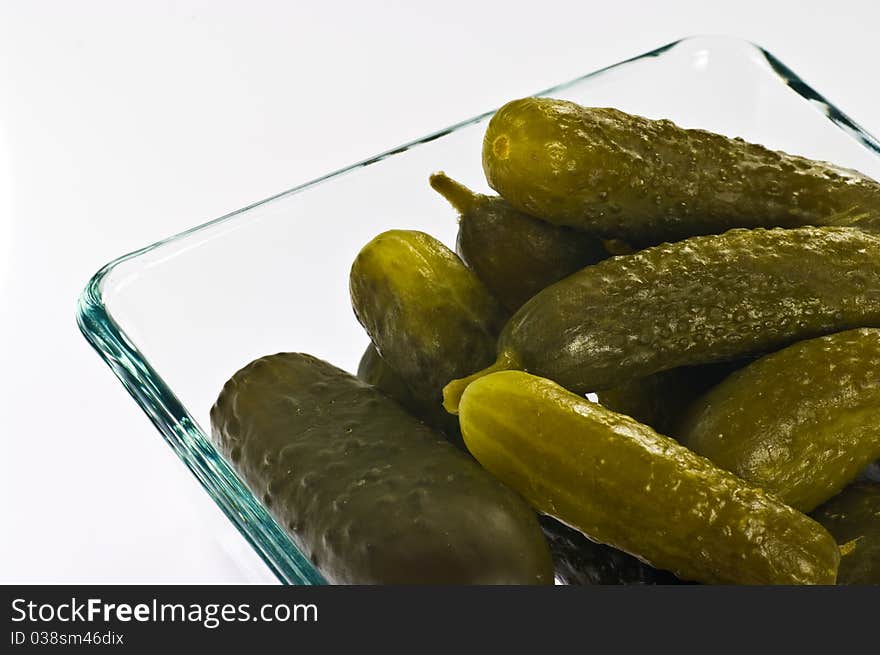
[1,1,878,583]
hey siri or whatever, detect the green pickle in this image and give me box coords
[211,353,553,585]
[458,370,840,585]
[677,329,880,512]
[540,516,682,585]
[351,230,504,427]
[430,172,608,313]
[444,227,880,413]
[357,344,420,416]
[359,343,673,585]
[483,97,880,245]
[811,482,880,585]
[596,362,741,435]
[357,343,462,443]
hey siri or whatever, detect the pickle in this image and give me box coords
[596,361,741,435]
[458,370,839,585]
[443,227,880,413]
[676,329,880,512]
[811,482,880,585]
[540,516,683,585]
[357,343,462,444]
[357,344,420,415]
[211,353,553,585]
[483,97,880,245]
[430,172,608,313]
[351,230,504,423]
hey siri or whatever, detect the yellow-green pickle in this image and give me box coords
[483,97,880,245]
[430,172,608,313]
[211,353,554,585]
[811,482,880,585]
[458,370,840,585]
[676,329,880,512]
[444,226,880,413]
[350,230,504,439]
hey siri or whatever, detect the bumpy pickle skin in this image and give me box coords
[211,353,553,585]
[596,361,742,435]
[443,227,880,413]
[811,482,880,585]
[458,371,840,585]
[351,230,505,421]
[357,343,463,444]
[539,516,683,585]
[482,97,880,245]
[430,172,608,313]
[676,329,880,512]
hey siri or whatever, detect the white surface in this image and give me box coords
[0,0,878,583]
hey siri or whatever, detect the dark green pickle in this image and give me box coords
[357,344,420,416]
[540,517,683,585]
[444,227,880,412]
[483,97,880,245]
[351,230,505,424]
[211,353,553,585]
[596,362,742,435]
[811,482,880,585]
[677,329,880,512]
[357,343,462,444]
[430,172,608,313]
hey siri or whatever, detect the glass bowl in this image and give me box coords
[77,36,880,585]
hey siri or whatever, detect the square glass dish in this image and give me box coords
[77,36,880,585]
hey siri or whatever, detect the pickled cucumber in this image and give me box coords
[211,353,553,585]
[351,230,504,422]
[430,172,608,313]
[811,482,880,585]
[540,516,683,585]
[357,344,420,416]
[677,329,880,512]
[444,227,880,413]
[357,343,462,444]
[458,370,840,585]
[483,97,880,245]
[596,361,742,435]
